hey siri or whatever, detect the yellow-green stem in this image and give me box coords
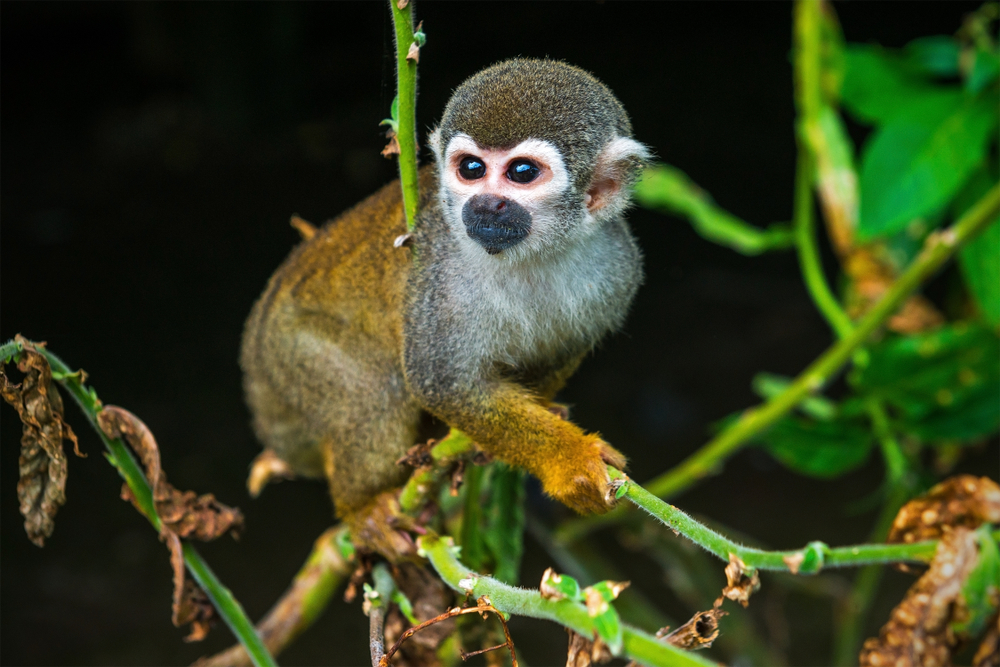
[389,0,420,230]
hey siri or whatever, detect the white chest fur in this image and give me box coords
[444,225,635,371]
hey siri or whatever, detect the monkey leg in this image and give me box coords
[422,379,626,515]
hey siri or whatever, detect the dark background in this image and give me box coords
[2,2,994,665]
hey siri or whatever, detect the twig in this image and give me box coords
[612,468,1000,572]
[369,563,397,667]
[195,526,354,666]
[378,598,517,667]
[388,0,421,231]
[397,430,475,514]
[556,182,1000,543]
[3,341,278,667]
[417,534,717,667]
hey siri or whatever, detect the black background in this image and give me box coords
[2,2,994,665]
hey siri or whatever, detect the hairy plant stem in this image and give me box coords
[612,468,998,572]
[4,342,277,667]
[196,526,354,667]
[556,182,1000,543]
[369,563,397,667]
[389,0,420,230]
[398,429,474,514]
[418,534,717,667]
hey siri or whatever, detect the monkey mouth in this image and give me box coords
[462,194,532,255]
[466,223,530,255]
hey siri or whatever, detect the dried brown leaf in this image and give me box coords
[658,607,727,651]
[974,614,1000,667]
[382,130,401,158]
[860,526,984,667]
[406,41,420,63]
[566,629,612,667]
[1,337,84,546]
[888,475,1000,545]
[396,0,408,9]
[722,554,760,608]
[98,405,243,640]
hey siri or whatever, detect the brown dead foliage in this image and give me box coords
[0,337,84,547]
[658,604,727,651]
[98,405,243,640]
[382,130,401,158]
[974,614,1000,667]
[382,563,455,667]
[722,554,760,608]
[860,526,989,667]
[888,475,1000,545]
[566,629,611,667]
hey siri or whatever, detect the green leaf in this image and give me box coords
[482,465,525,585]
[459,464,486,572]
[967,47,1000,94]
[635,165,794,255]
[841,45,941,124]
[756,415,873,478]
[392,590,418,625]
[591,606,624,655]
[905,36,960,78]
[956,164,1000,327]
[541,569,583,602]
[855,323,1000,442]
[952,525,1000,637]
[858,93,998,238]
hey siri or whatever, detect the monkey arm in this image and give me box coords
[408,368,625,515]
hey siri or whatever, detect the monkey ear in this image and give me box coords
[585,137,650,218]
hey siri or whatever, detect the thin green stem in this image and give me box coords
[792,148,854,339]
[556,183,1000,543]
[418,534,717,667]
[398,429,474,514]
[10,343,278,667]
[614,469,989,573]
[389,0,420,230]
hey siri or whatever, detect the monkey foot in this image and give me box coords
[343,491,419,563]
[247,449,296,498]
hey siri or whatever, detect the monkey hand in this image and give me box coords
[541,436,627,515]
[343,491,419,563]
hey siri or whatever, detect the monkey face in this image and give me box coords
[435,133,574,259]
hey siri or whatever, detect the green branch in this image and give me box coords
[612,469,997,573]
[389,0,421,230]
[557,182,1000,543]
[418,534,717,667]
[398,429,474,514]
[4,341,277,667]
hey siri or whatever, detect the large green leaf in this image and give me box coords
[955,164,1000,327]
[858,93,998,239]
[854,324,1000,442]
[841,45,941,124]
[757,416,873,478]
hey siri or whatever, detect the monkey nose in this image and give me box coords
[462,194,532,255]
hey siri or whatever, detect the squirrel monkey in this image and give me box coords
[241,59,647,555]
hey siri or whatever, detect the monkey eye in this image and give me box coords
[458,156,486,180]
[506,159,540,184]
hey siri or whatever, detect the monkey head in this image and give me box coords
[429,59,649,259]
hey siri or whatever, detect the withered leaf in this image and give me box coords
[0,337,84,547]
[566,629,611,667]
[98,405,243,640]
[973,614,999,667]
[382,130,401,158]
[859,526,991,667]
[406,41,420,63]
[658,605,727,651]
[722,554,760,608]
[888,475,1000,545]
